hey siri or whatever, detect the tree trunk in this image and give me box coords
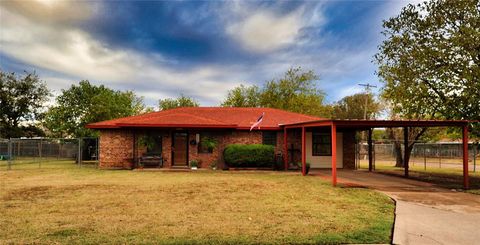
[389,127,427,168]
[394,141,404,167]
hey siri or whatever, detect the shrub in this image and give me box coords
[189,159,200,168]
[296,162,311,175]
[224,144,275,168]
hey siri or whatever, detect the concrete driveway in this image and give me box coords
[312,170,480,245]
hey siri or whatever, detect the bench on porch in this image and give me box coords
[138,154,163,168]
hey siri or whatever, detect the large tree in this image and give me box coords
[332,93,382,120]
[158,94,199,111]
[222,67,331,117]
[221,85,260,107]
[0,71,50,138]
[375,0,480,167]
[44,80,147,138]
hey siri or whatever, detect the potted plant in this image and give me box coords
[200,136,218,152]
[189,159,199,170]
[209,160,217,170]
[296,162,311,175]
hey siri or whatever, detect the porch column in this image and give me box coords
[331,124,337,186]
[463,125,469,189]
[404,127,409,177]
[284,127,288,170]
[368,128,373,172]
[302,127,306,176]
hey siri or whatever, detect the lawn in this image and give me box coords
[0,162,394,244]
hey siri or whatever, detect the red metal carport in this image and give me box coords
[282,119,471,189]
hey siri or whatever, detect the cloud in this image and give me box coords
[0,0,417,108]
[226,9,305,53]
[0,2,247,106]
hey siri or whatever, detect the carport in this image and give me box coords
[282,119,471,189]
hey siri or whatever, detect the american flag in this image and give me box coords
[250,112,265,131]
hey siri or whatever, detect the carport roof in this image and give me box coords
[282,119,471,129]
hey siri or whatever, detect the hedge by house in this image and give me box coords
[223,144,275,168]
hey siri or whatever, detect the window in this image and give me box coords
[312,132,331,156]
[262,131,277,146]
[198,132,215,153]
[145,134,162,155]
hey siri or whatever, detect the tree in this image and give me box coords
[44,80,147,138]
[221,85,260,107]
[375,0,480,167]
[222,67,331,117]
[332,93,382,119]
[0,71,50,138]
[158,94,199,111]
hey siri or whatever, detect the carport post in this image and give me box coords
[404,127,409,177]
[368,128,373,172]
[301,127,306,176]
[284,127,288,170]
[331,124,337,187]
[462,125,469,189]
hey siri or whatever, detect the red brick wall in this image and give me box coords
[277,129,302,166]
[98,128,352,170]
[342,130,356,169]
[99,129,134,169]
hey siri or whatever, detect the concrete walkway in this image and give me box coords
[312,170,480,245]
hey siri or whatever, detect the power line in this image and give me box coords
[358,83,377,120]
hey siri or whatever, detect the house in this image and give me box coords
[87,107,471,188]
[87,107,355,170]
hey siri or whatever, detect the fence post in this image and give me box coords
[7,139,12,170]
[78,138,82,167]
[474,143,477,172]
[39,139,42,169]
[96,137,99,168]
[412,143,415,167]
[438,144,442,168]
[423,142,426,171]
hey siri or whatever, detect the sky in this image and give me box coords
[0,0,418,107]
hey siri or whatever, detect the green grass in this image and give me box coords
[0,162,394,244]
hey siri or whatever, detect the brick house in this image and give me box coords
[87,107,471,188]
[87,107,356,170]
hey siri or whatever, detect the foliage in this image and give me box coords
[159,94,199,111]
[223,144,275,168]
[189,159,199,168]
[375,0,480,139]
[44,80,147,138]
[375,0,480,166]
[332,93,382,119]
[296,162,311,174]
[221,85,260,107]
[209,160,217,169]
[372,129,388,141]
[200,136,218,151]
[0,70,50,138]
[222,67,331,117]
[137,135,156,151]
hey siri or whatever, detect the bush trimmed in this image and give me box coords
[224,144,275,168]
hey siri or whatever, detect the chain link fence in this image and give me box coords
[356,141,479,172]
[0,137,98,170]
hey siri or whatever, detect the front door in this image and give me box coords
[172,132,188,166]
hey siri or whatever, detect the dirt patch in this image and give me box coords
[2,184,109,202]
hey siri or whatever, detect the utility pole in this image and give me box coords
[358,83,377,120]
